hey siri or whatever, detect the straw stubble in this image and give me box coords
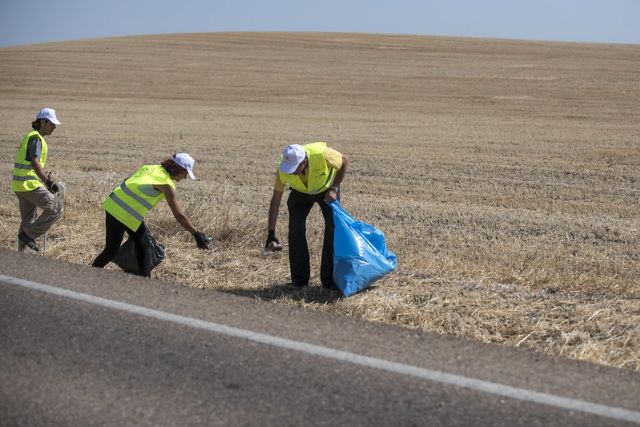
[0,33,637,370]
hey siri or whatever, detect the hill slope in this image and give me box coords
[1,32,638,370]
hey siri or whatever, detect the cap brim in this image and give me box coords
[187,170,195,180]
[37,116,61,125]
[279,162,299,174]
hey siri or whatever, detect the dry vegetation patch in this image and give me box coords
[1,33,638,370]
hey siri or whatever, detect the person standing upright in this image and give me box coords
[12,108,63,251]
[266,142,349,289]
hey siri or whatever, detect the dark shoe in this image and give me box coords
[289,281,308,288]
[322,281,338,291]
[18,232,39,252]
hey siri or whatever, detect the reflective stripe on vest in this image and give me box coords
[119,182,153,210]
[12,130,47,192]
[107,192,145,223]
[12,175,40,182]
[102,164,175,231]
[278,142,337,194]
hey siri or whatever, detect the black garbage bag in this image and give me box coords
[113,225,165,276]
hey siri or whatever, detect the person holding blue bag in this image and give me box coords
[265,142,349,290]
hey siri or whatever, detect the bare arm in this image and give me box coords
[332,154,349,188]
[155,184,197,235]
[30,157,49,183]
[324,154,349,201]
[268,189,284,232]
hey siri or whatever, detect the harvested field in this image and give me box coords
[1,32,638,370]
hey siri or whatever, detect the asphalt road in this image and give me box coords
[1,249,639,426]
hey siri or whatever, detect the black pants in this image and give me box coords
[92,212,149,277]
[287,189,336,287]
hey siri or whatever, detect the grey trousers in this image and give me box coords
[15,187,62,244]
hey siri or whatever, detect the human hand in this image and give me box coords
[193,231,212,249]
[45,172,58,193]
[265,230,283,252]
[324,187,339,202]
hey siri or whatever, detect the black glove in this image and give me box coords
[45,178,58,193]
[193,231,212,249]
[265,230,279,248]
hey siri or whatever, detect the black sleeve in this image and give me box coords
[25,136,42,161]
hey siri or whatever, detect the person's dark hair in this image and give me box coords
[161,155,186,178]
[31,119,43,131]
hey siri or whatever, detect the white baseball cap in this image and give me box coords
[279,144,306,174]
[173,153,196,179]
[36,108,61,125]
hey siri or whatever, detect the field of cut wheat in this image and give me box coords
[1,33,638,370]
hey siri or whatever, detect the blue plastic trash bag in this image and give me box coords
[331,201,397,296]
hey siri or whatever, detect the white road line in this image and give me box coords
[2,273,639,424]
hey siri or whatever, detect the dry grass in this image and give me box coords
[1,33,638,370]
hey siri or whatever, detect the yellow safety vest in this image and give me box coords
[12,130,48,192]
[278,142,337,195]
[103,165,176,231]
